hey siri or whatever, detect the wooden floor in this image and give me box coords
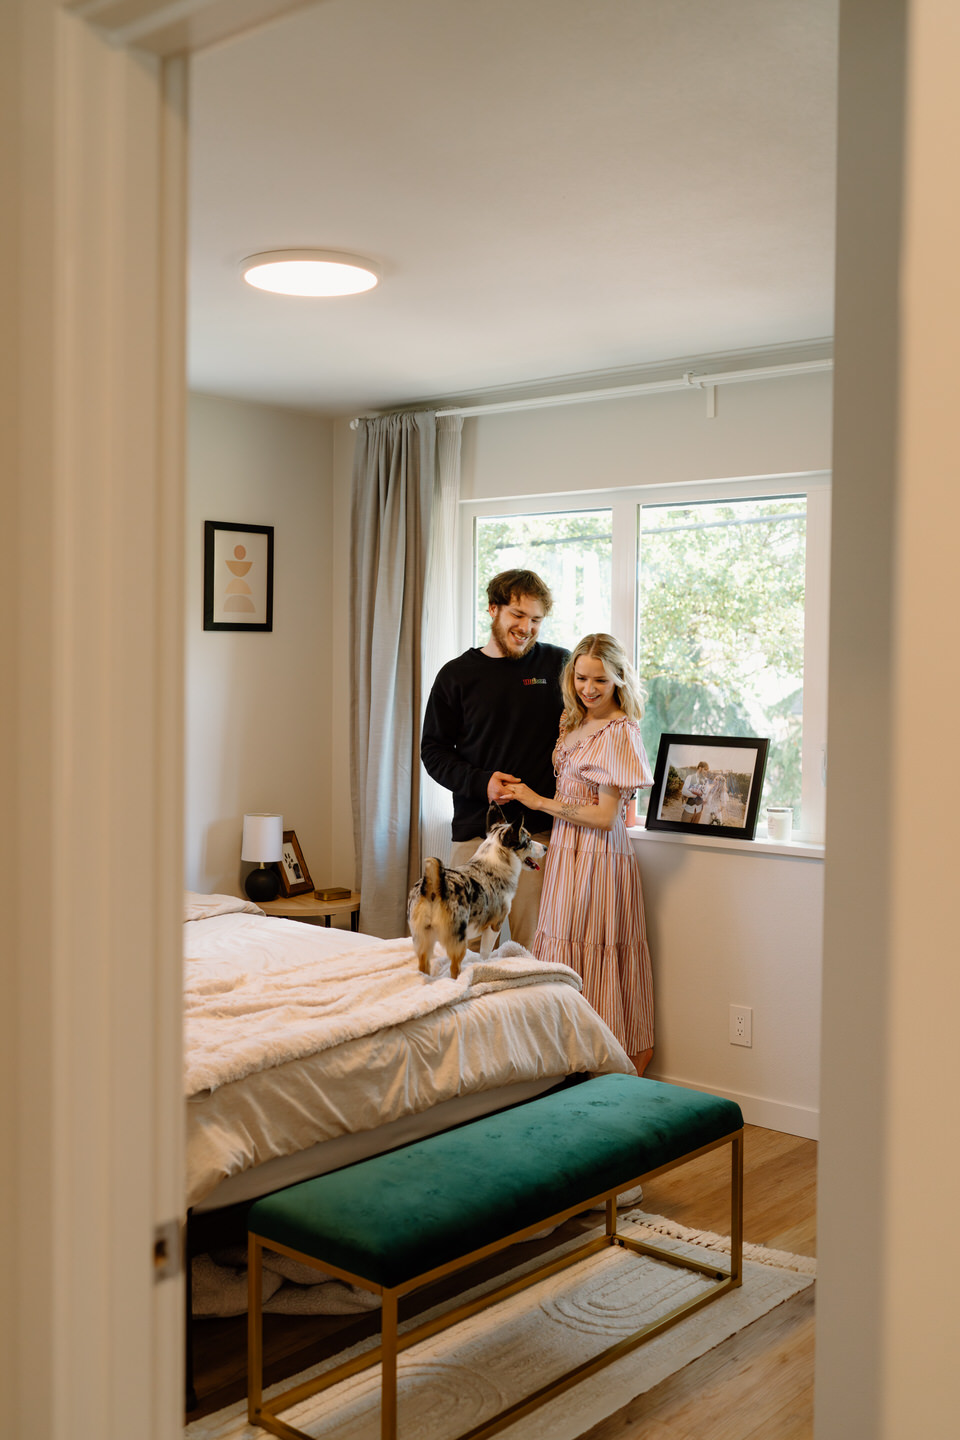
[579,1126,817,1440]
[185,1124,817,1437]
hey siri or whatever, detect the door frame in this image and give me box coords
[1,4,316,1435]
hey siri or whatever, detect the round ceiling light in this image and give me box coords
[241,249,380,297]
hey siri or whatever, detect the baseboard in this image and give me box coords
[645,1071,819,1141]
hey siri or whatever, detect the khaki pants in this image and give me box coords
[450,830,551,952]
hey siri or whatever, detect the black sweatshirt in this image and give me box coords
[421,642,568,841]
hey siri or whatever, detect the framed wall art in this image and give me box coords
[203,520,274,631]
[645,734,770,840]
[277,829,313,897]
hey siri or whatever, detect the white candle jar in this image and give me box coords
[766,806,793,842]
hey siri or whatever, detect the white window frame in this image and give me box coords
[458,470,830,843]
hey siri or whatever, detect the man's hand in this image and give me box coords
[487,771,520,804]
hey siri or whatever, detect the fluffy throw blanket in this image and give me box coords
[184,937,582,1096]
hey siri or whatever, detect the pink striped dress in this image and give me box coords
[532,717,654,1054]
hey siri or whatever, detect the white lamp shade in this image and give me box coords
[241,813,283,863]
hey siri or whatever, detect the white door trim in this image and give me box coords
[1,3,314,1435]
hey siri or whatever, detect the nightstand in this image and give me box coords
[257,892,361,931]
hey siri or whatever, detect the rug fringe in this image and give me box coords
[622,1210,817,1277]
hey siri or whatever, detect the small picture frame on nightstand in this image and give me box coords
[278,830,313,896]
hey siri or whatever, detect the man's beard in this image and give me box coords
[491,613,535,659]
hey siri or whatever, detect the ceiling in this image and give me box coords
[187,0,838,416]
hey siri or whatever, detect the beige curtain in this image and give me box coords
[419,414,462,867]
[350,413,437,936]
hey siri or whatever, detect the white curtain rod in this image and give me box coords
[349,357,832,427]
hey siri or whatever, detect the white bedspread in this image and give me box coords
[184,899,634,1209]
[185,928,584,1095]
[183,890,265,923]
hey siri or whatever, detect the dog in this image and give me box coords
[407,810,546,979]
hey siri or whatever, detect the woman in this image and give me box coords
[503,634,654,1074]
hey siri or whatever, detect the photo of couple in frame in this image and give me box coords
[645,733,769,840]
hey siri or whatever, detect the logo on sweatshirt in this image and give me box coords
[522,677,547,685]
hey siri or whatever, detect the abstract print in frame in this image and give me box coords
[203,521,274,631]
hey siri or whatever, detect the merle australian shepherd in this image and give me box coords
[407,810,546,979]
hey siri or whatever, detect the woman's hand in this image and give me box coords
[502,780,542,811]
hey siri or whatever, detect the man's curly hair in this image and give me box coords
[485,568,553,615]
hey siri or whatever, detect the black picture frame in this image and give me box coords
[645,733,770,840]
[203,521,274,631]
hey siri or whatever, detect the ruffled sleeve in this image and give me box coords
[580,718,653,792]
[551,719,569,771]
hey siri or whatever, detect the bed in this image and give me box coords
[184,890,635,1220]
[183,891,637,1403]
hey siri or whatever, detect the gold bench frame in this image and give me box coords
[248,1127,743,1440]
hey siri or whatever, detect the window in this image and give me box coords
[461,473,829,841]
[473,509,612,648]
[637,495,807,826]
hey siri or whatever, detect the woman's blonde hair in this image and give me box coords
[560,633,645,731]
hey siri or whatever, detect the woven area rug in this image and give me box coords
[185,1211,815,1440]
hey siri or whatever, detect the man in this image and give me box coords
[680,761,712,823]
[420,569,567,949]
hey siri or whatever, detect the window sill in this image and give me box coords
[627,826,824,860]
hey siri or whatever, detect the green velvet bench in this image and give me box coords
[246,1072,744,1440]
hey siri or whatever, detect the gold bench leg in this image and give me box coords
[381,1289,398,1440]
[247,1234,264,1426]
[731,1128,744,1286]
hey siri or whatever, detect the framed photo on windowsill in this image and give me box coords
[277,830,314,897]
[645,734,769,840]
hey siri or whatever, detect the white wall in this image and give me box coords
[185,392,335,895]
[815,2,960,1435]
[636,835,822,1136]
[4,15,190,1434]
[460,367,832,499]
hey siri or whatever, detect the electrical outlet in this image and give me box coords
[729,1005,753,1047]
